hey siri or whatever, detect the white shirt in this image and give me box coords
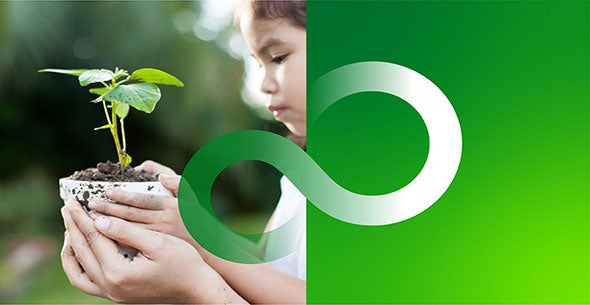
[266,176,306,280]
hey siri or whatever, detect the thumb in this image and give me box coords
[135,160,176,176]
[94,215,163,258]
[159,174,180,197]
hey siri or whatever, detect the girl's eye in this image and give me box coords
[271,54,288,64]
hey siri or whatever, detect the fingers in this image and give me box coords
[88,199,153,223]
[87,210,151,231]
[159,174,180,197]
[65,200,120,268]
[94,215,166,258]
[61,205,105,283]
[61,231,103,297]
[134,160,176,176]
[106,189,170,210]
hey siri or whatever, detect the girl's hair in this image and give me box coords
[235,0,306,29]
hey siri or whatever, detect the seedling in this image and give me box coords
[39,67,183,170]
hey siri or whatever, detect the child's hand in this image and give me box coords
[60,199,246,304]
[87,173,197,248]
[134,160,177,177]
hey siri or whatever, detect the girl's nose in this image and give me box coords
[260,73,278,94]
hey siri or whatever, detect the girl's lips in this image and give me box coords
[272,108,287,119]
[268,105,287,119]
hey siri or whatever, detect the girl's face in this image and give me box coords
[241,11,307,137]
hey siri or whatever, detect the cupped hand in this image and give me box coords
[88,164,196,247]
[60,199,245,304]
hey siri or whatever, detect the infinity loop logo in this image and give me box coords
[179,62,462,263]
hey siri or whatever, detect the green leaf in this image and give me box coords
[89,87,110,96]
[122,153,132,167]
[93,124,112,131]
[79,69,115,87]
[90,95,104,103]
[103,83,161,113]
[38,68,89,77]
[114,102,130,119]
[129,68,184,87]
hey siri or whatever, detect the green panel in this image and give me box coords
[307,1,589,303]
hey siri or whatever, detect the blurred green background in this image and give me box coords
[0,1,283,302]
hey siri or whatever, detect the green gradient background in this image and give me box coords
[307,1,589,303]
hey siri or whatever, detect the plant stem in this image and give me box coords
[120,117,127,153]
[102,101,112,126]
[109,101,124,168]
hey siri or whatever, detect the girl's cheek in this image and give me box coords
[278,66,287,83]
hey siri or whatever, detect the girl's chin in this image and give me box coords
[286,123,306,138]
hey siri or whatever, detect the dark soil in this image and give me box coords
[68,161,157,182]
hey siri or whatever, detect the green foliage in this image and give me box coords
[129,68,185,86]
[78,69,115,86]
[104,83,161,113]
[33,68,88,77]
[38,67,183,168]
[113,103,130,119]
[89,87,109,96]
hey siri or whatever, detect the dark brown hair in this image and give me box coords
[235,0,307,29]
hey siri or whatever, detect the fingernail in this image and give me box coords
[105,189,114,197]
[60,207,70,229]
[160,174,172,180]
[60,206,67,218]
[95,216,110,231]
[88,201,97,209]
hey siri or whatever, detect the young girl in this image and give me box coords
[60,1,307,303]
